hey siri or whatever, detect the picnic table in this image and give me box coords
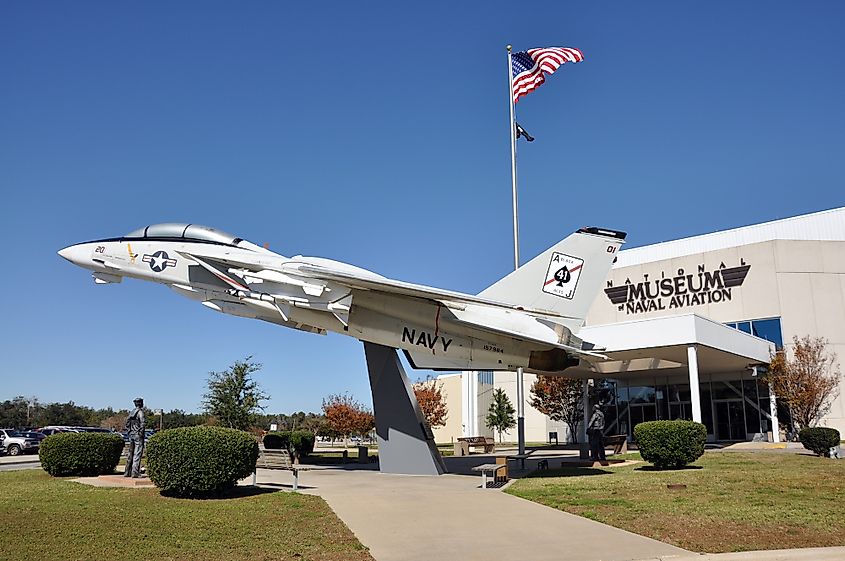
[454,436,496,456]
[471,463,507,489]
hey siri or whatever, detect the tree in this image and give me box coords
[40,401,89,427]
[354,409,375,438]
[767,335,841,433]
[322,394,373,446]
[299,413,328,436]
[100,414,127,432]
[161,409,207,429]
[529,376,584,443]
[0,397,30,428]
[202,357,269,431]
[414,377,448,430]
[486,388,516,443]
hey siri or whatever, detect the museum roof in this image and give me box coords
[615,206,845,267]
[563,313,775,379]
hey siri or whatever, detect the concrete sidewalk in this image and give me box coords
[0,454,40,464]
[0,454,41,466]
[635,546,845,561]
[253,465,689,561]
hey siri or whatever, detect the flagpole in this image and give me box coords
[507,44,526,457]
[507,45,519,270]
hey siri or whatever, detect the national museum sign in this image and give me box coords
[604,260,750,315]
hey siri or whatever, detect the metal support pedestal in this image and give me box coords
[364,342,446,476]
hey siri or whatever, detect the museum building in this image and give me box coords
[433,207,845,444]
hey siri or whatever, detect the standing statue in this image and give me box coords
[587,403,606,462]
[124,397,146,478]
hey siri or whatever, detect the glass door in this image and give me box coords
[714,400,745,441]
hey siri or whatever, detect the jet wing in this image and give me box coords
[285,262,579,320]
[176,251,251,291]
[288,262,605,360]
[443,305,608,361]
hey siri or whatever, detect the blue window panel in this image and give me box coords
[751,318,783,349]
[736,322,752,334]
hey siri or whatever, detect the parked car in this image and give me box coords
[38,427,75,435]
[0,429,41,456]
[71,427,115,433]
[19,431,46,442]
[119,430,155,442]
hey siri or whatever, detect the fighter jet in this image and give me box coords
[58,223,625,374]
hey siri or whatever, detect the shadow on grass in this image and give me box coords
[524,467,613,478]
[252,482,316,491]
[634,464,703,472]
[159,485,282,500]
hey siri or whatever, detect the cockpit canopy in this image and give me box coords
[124,223,242,246]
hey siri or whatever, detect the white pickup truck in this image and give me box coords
[0,429,40,456]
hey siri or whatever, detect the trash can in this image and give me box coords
[358,445,369,463]
[495,456,508,483]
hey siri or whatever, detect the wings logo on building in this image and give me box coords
[605,262,750,314]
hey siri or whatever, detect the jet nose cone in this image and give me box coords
[58,244,87,266]
[58,246,73,261]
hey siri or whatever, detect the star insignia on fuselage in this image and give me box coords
[142,250,177,273]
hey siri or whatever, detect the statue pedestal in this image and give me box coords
[363,342,446,476]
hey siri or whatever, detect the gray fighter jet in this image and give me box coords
[59,223,625,374]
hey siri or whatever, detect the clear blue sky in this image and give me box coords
[1,2,843,415]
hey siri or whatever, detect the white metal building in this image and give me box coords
[436,207,845,444]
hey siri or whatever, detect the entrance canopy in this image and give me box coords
[567,313,775,379]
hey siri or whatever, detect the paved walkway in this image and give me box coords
[254,462,688,561]
[633,547,845,561]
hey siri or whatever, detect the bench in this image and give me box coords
[455,436,496,456]
[604,434,628,455]
[471,463,507,489]
[506,453,531,470]
[253,449,311,491]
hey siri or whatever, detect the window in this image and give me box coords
[751,318,784,349]
[724,317,784,349]
[124,223,242,246]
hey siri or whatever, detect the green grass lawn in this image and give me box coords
[0,470,372,561]
[507,452,845,553]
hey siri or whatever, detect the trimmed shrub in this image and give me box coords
[634,420,707,469]
[39,432,125,477]
[799,427,841,457]
[262,431,285,450]
[146,426,258,497]
[290,431,316,457]
[263,430,315,458]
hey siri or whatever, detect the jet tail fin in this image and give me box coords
[477,227,625,327]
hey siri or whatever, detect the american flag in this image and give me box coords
[511,47,584,103]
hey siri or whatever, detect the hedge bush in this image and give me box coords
[146,426,258,497]
[799,427,841,457]
[39,432,125,477]
[634,420,707,469]
[263,430,315,458]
